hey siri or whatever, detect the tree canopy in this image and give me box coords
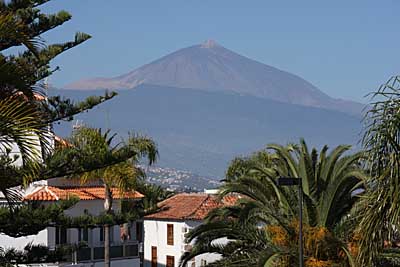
[181,140,366,267]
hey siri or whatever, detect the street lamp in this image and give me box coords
[276,177,304,267]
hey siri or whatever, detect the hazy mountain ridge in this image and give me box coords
[52,85,361,177]
[65,40,364,116]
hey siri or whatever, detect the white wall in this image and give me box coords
[0,199,123,250]
[0,229,48,250]
[64,199,119,217]
[61,257,140,267]
[144,220,186,267]
[143,220,223,267]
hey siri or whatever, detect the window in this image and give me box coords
[110,227,114,242]
[167,224,174,245]
[136,221,143,242]
[166,255,175,267]
[55,226,67,245]
[200,259,207,267]
[99,226,113,243]
[151,246,157,267]
[99,227,104,242]
[78,228,89,242]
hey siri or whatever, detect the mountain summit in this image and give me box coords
[65,40,363,115]
[200,39,220,48]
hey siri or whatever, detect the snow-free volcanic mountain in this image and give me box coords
[65,40,363,115]
[59,41,364,178]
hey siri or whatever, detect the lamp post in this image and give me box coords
[276,177,304,267]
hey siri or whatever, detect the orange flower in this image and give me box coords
[305,257,333,267]
[266,225,289,247]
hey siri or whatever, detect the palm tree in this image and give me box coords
[181,139,366,266]
[265,140,365,230]
[357,76,400,266]
[0,9,51,205]
[136,183,175,214]
[66,127,158,267]
[0,96,51,205]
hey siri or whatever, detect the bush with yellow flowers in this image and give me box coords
[266,220,351,267]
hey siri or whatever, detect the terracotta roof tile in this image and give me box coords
[144,193,239,221]
[24,186,144,201]
[54,135,72,148]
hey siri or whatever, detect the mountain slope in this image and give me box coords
[53,85,361,177]
[65,40,364,116]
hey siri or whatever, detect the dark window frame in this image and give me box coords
[166,255,175,267]
[167,224,174,246]
[151,246,157,267]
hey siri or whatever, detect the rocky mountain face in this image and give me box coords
[65,40,363,116]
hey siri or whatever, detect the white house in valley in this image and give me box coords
[143,193,238,267]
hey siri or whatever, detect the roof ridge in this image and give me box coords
[74,188,102,200]
[156,193,181,207]
[24,185,143,201]
[185,194,211,219]
[23,185,45,200]
[44,186,60,201]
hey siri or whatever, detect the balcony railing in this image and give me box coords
[64,240,139,263]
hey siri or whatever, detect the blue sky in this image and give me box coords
[42,0,399,103]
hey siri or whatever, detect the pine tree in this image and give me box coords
[0,0,135,241]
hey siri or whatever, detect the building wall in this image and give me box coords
[0,199,123,250]
[144,220,186,267]
[143,220,222,267]
[63,199,121,217]
[61,257,140,267]
[0,229,48,250]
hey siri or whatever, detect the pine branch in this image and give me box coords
[0,199,140,237]
[44,91,117,123]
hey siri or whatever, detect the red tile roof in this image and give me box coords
[15,91,47,101]
[144,193,239,221]
[24,186,144,201]
[54,135,72,148]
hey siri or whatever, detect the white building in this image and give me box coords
[143,193,237,267]
[0,180,144,267]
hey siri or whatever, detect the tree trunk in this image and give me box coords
[104,184,113,267]
[104,224,110,267]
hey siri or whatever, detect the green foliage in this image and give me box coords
[52,126,158,266]
[0,0,81,96]
[0,243,68,266]
[181,139,366,267]
[0,97,49,204]
[0,0,128,244]
[0,197,141,238]
[0,0,118,192]
[0,125,158,237]
[135,183,175,214]
[357,76,400,266]
[44,92,118,123]
[56,127,158,191]
[376,248,400,267]
[0,198,78,237]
